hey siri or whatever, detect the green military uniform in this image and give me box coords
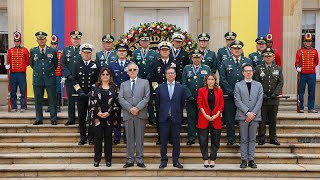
[254,48,283,145]
[182,50,211,145]
[217,32,237,70]
[248,37,267,68]
[60,31,82,124]
[198,33,218,73]
[219,40,252,144]
[30,31,58,125]
[95,34,118,68]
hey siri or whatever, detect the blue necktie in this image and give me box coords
[169,83,173,99]
[131,80,135,96]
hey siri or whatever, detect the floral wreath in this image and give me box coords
[115,22,197,52]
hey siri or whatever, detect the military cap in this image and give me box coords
[172,33,185,42]
[224,32,237,40]
[261,48,274,56]
[255,36,266,44]
[230,40,244,49]
[13,31,21,42]
[158,41,172,50]
[35,31,47,40]
[266,33,273,43]
[303,33,313,42]
[198,33,210,41]
[70,31,82,39]
[139,33,150,41]
[102,34,114,42]
[51,34,59,44]
[190,49,202,58]
[80,43,94,52]
[115,43,129,51]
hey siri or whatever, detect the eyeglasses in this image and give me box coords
[101,73,110,76]
[128,69,137,72]
[243,70,253,73]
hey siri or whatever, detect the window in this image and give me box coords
[0,10,8,76]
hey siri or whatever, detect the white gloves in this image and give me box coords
[296,67,302,72]
[61,77,66,87]
[5,64,10,70]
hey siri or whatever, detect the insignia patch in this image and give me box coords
[124,67,128,72]
[47,54,53,58]
[272,70,279,75]
[34,54,38,61]
[171,63,176,68]
[188,71,192,77]
[91,64,97,68]
[201,70,208,75]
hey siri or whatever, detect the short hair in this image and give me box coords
[242,63,253,71]
[165,66,176,73]
[127,62,139,70]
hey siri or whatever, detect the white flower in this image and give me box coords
[188,42,191,45]
[157,25,160,28]
[163,26,167,29]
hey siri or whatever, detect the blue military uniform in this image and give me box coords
[95,34,118,68]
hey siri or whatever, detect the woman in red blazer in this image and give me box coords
[197,72,224,168]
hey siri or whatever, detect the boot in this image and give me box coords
[57,93,61,112]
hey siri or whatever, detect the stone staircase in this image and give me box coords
[1,96,320,178]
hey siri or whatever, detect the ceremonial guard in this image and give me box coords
[151,41,175,145]
[132,33,158,125]
[266,33,282,66]
[72,43,99,145]
[170,33,190,83]
[248,37,267,69]
[198,33,218,73]
[217,32,237,70]
[46,35,63,112]
[254,48,284,145]
[182,50,211,145]
[61,31,82,125]
[6,31,30,112]
[219,40,252,145]
[109,43,130,145]
[295,33,319,113]
[96,34,118,68]
[30,31,58,125]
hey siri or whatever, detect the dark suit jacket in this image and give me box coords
[156,82,186,124]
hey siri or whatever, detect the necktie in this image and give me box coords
[41,48,45,56]
[169,83,174,99]
[120,61,124,68]
[236,59,239,66]
[131,80,135,96]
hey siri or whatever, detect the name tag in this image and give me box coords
[272,70,279,75]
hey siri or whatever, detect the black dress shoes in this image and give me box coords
[258,140,265,145]
[156,140,161,145]
[240,160,247,168]
[137,163,146,168]
[186,140,195,145]
[113,140,120,145]
[51,120,57,125]
[94,162,99,167]
[173,162,183,169]
[123,162,134,168]
[106,162,111,167]
[248,160,257,168]
[169,141,173,145]
[33,121,43,125]
[227,141,235,146]
[78,139,87,145]
[270,139,280,145]
[64,121,75,125]
[159,163,167,169]
[89,140,94,145]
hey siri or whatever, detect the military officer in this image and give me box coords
[182,50,211,145]
[254,48,283,145]
[109,43,130,145]
[248,37,267,69]
[73,43,99,145]
[217,32,237,70]
[132,33,158,125]
[96,34,118,68]
[266,33,282,66]
[6,31,30,112]
[30,31,58,125]
[61,31,83,125]
[219,40,252,145]
[198,33,218,73]
[170,33,190,83]
[151,41,175,145]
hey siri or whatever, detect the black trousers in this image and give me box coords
[94,119,113,163]
[199,122,221,161]
[223,98,236,143]
[77,96,93,141]
[259,105,278,141]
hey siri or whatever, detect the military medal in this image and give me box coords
[222,55,227,60]
[138,62,140,65]
[253,56,258,62]
[157,67,161,73]
[201,49,208,61]
[188,71,192,77]
[47,54,53,58]
[142,61,146,64]
[140,48,148,61]
[194,76,197,79]
[171,63,176,68]
[171,48,181,60]
[227,65,232,71]
[33,54,38,61]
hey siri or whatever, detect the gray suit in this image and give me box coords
[119,78,150,164]
[234,80,263,161]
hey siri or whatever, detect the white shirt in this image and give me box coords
[162,58,169,64]
[130,77,138,90]
[233,56,242,64]
[118,59,126,66]
[83,60,90,65]
[265,63,272,68]
[39,46,46,54]
[245,79,252,83]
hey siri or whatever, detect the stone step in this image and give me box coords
[0,164,319,178]
[1,142,320,154]
[1,152,319,165]
[1,124,320,134]
[1,133,320,143]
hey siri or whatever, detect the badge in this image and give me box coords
[124,67,128,72]
[157,67,161,73]
[67,50,71,57]
[100,55,104,60]
[202,59,205,62]
[194,76,197,79]
[67,58,70,62]
[47,54,53,58]
[222,55,227,60]
[91,64,97,69]
[201,70,208,75]
[253,56,258,62]
[33,54,38,61]
[79,72,82,75]
[188,71,192,77]
[171,63,176,68]
[227,65,233,71]
[272,70,279,75]
[138,61,140,65]
[142,61,146,64]
[188,79,191,82]
[260,71,265,78]
[115,73,118,76]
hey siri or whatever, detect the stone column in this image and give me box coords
[7,0,23,48]
[282,0,302,94]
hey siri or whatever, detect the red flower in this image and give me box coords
[133,30,138,34]
[130,37,136,41]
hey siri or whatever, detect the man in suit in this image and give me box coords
[95,34,118,69]
[30,31,58,125]
[72,43,99,145]
[219,40,252,145]
[109,43,130,145]
[119,62,150,168]
[234,64,263,169]
[156,67,185,169]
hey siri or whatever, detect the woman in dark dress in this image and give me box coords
[197,73,224,168]
[88,67,119,167]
